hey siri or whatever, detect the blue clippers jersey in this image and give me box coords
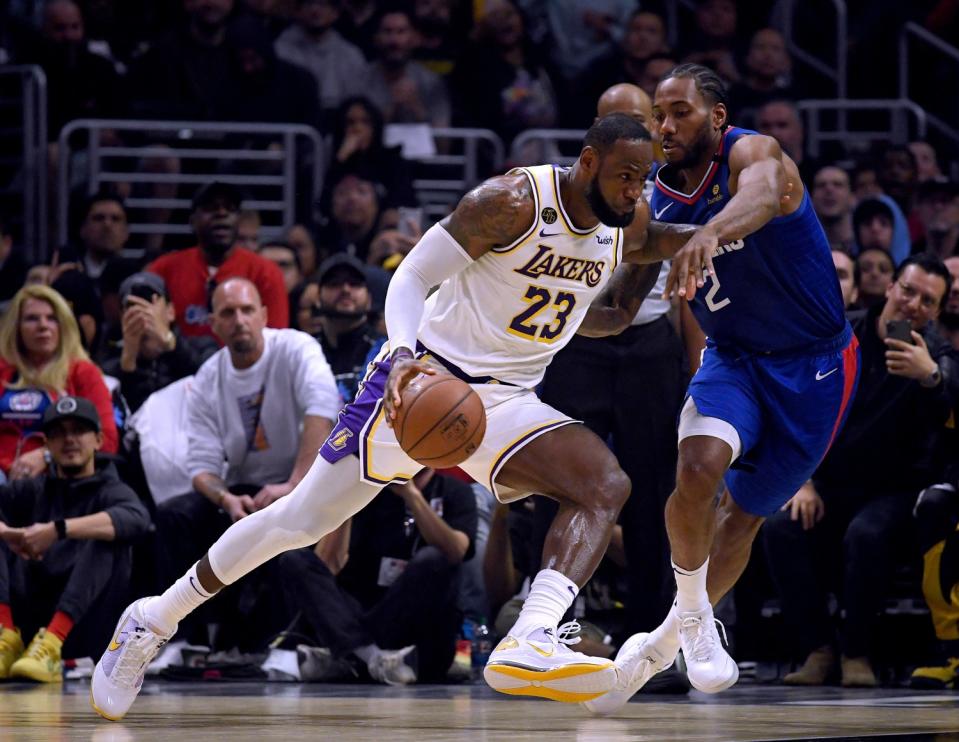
[650,127,847,354]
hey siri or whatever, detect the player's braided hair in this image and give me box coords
[663,63,730,109]
[584,113,651,155]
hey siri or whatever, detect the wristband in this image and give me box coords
[54,519,67,540]
[391,346,415,363]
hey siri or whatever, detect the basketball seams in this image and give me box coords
[404,386,475,454]
[396,375,459,445]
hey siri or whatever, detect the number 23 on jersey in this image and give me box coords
[507,285,577,343]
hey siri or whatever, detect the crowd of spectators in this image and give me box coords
[0,0,958,692]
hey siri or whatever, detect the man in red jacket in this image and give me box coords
[147,182,289,341]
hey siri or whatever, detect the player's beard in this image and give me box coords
[668,119,715,170]
[585,175,635,228]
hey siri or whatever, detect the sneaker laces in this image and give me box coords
[556,621,582,646]
[24,633,60,662]
[680,615,729,662]
[113,628,167,687]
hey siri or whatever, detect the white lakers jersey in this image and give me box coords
[417,164,623,389]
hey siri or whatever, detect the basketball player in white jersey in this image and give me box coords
[92,114,697,719]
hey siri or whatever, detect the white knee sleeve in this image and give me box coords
[207,456,381,584]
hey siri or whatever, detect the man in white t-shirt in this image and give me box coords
[152,277,340,651]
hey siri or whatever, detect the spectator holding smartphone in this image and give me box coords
[100,273,217,414]
[763,254,959,688]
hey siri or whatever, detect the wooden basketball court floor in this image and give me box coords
[1,679,958,741]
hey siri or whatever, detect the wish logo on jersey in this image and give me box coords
[513,244,606,287]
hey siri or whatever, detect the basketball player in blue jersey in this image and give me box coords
[90,114,706,720]
[585,64,861,715]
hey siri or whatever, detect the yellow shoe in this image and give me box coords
[910,657,959,690]
[0,625,24,678]
[10,629,63,683]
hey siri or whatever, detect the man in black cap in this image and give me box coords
[100,272,217,413]
[308,253,384,404]
[0,397,150,682]
[145,181,289,342]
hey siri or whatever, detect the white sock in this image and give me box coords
[672,556,710,613]
[144,562,215,632]
[511,568,578,638]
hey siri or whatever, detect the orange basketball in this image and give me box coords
[394,373,486,468]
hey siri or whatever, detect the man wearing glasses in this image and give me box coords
[763,253,959,688]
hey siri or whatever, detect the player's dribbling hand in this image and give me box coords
[664,226,719,300]
[384,350,436,428]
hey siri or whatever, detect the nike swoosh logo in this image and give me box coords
[527,642,555,658]
[495,636,519,652]
[815,368,838,381]
[108,636,124,651]
[189,575,206,597]
[654,203,673,219]
[539,228,561,238]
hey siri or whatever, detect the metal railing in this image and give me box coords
[898,22,959,146]
[409,127,504,222]
[56,119,325,249]
[510,129,586,168]
[798,99,928,159]
[776,0,847,101]
[0,65,47,262]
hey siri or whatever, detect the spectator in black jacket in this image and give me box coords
[101,273,217,413]
[311,254,384,404]
[764,254,958,688]
[323,96,417,213]
[0,397,150,682]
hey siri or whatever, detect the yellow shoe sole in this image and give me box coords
[90,686,125,721]
[484,661,618,703]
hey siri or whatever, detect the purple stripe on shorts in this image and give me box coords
[319,356,391,465]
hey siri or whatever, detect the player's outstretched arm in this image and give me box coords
[578,262,663,337]
[383,173,535,424]
[620,198,699,265]
[700,134,790,245]
[662,135,793,300]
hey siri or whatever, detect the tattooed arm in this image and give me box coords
[579,199,693,336]
[440,173,536,258]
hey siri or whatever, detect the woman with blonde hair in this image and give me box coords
[0,285,118,480]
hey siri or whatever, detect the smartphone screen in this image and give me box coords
[886,319,915,344]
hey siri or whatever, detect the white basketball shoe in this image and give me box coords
[677,605,738,693]
[91,599,175,721]
[484,622,618,703]
[581,632,677,715]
